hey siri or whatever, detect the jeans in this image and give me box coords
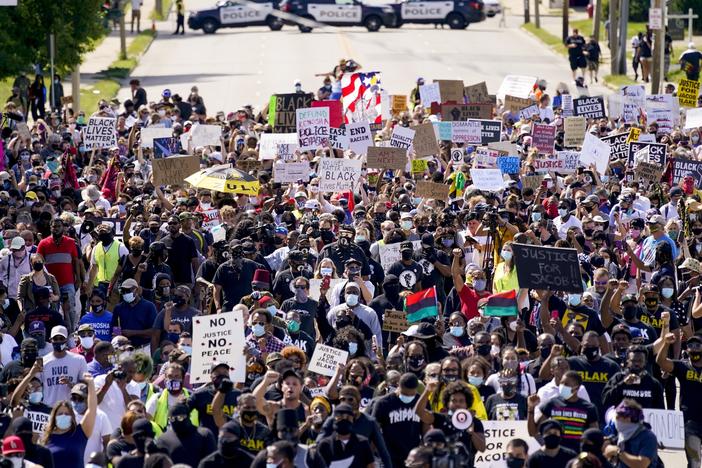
[60,284,77,333]
[686,420,702,468]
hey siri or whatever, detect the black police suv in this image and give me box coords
[388,0,485,29]
[188,0,283,33]
[279,0,397,32]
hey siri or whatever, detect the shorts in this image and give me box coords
[569,55,586,71]
[587,60,599,71]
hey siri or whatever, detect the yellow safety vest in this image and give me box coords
[93,242,120,285]
[153,388,199,430]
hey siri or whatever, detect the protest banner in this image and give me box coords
[200,209,221,230]
[475,421,540,468]
[379,241,421,271]
[274,161,310,183]
[318,158,362,192]
[511,244,583,293]
[497,156,520,174]
[309,278,345,302]
[382,309,410,334]
[627,142,667,167]
[268,93,314,133]
[474,147,499,168]
[412,122,440,156]
[686,107,702,129]
[451,148,464,163]
[531,124,556,154]
[580,132,611,175]
[556,150,581,174]
[573,96,606,119]
[634,161,663,184]
[153,137,180,158]
[308,344,349,377]
[646,94,678,134]
[190,124,222,147]
[152,155,200,186]
[478,120,502,144]
[532,156,564,173]
[140,127,173,148]
[601,133,629,161]
[563,117,587,147]
[672,159,702,185]
[390,126,415,150]
[311,100,343,128]
[391,95,408,114]
[433,121,453,141]
[497,75,536,99]
[366,147,407,170]
[441,104,492,121]
[416,180,450,200]
[296,107,329,151]
[469,168,505,191]
[452,120,482,144]
[84,117,117,150]
[678,78,701,107]
[643,409,684,449]
[521,174,545,191]
[259,133,297,160]
[488,141,519,154]
[411,159,429,173]
[419,83,441,107]
[93,217,126,236]
[191,311,246,383]
[277,143,299,161]
[504,95,532,112]
[435,79,464,102]
[465,81,489,103]
[619,85,646,123]
[347,121,373,155]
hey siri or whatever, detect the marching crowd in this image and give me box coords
[0,54,700,468]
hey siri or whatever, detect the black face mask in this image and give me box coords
[334,419,353,435]
[543,434,561,449]
[401,251,413,261]
[416,225,427,233]
[690,351,702,363]
[407,356,425,370]
[540,346,552,360]
[131,249,143,257]
[170,417,192,435]
[32,262,43,272]
[20,350,37,367]
[336,317,352,329]
[219,437,239,457]
[240,410,258,424]
[476,344,491,357]
[384,283,400,298]
[506,457,525,468]
[623,305,638,321]
[320,230,334,243]
[583,346,599,361]
[98,233,113,244]
[150,226,160,234]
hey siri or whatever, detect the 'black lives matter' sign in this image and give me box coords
[268,93,314,133]
[573,96,606,119]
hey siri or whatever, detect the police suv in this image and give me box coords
[188,0,283,33]
[279,0,397,32]
[388,0,485,29]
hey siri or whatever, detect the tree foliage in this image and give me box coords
[0,0,105,79]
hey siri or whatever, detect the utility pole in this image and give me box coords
[609,0,619,74]
[119,0,127,60]
[616,0,629,75]
[651,1,664,93]
[524,0,530,24]
[535,0,540,28]
[593,0,601,41]
[562,0,569,42]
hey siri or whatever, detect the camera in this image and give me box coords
[113,370,127,380]
[431,436,469,468]
[482,207,500,230]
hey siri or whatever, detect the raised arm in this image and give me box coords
[80,373,98,438]
[414,381,437,425]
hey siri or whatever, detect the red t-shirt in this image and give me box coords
[36,236,78,286]
[458,286,489,320]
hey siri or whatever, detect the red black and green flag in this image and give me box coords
[484,290,518,317]
[405,287,438,323]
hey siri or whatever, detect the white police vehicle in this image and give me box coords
[188,0,283,33]
[279,0,397,32]
[388,0,486,29]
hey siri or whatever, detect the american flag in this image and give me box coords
[341,72,383,125]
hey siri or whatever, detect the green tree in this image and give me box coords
[0,0,105,79]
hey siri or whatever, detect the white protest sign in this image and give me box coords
[474,147,499,168]
[561,94,574,117]
[419,83,441,107]
[201,209,221,230]
[24,408,49,435]
[518,104,539,120]
[274,161,310,183]
[190,124,222,147]
[308,344,349,377]
[329,127,349,150]
[497,75,537,99]
[390,126,415,150]
[309,278,345,302]
[470,168,505,191]
[686,107,702,129]
[379,241,421,271]
[211,224,227,243]
[451,148,464,163]
[84,117,117,150]
[318,158,362,192]
[637,133,657,143]
[556,150,581,173]
[347,121,373,155]
[643,408,684,449]
[125,115,137,129]
[580,132,611,175]
[259,133,297,160]
[620,85,646,124]
[277,143,299,161]
[452,121,481,144]
[297,107,329,151]
[475,421,541,467]
[191,310,246,383]
[140,127,173,148]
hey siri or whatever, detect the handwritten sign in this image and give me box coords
[327,127,348,151]
[411,159,429,173]
[419,83,441,107]
[433,121,453,141]
[259,133,297,160]
[469,168,505,191]
[297,107,329,151]
[563,117,587,147]
[416,180,450,200]
[84,117,117,150]
[191,311,246,383]
[521,174,545,191]
[152,155,200,186]
[318,158,362,192]
[412,122,440,157]
[308,344,349,377]
[678,78,701,107]
[580,132,611,175]
[452,120,482,144]
[379,241,421,271]
[390,125,415,150]
[465,82,489,103]
[435,79,465,102]
[634,161,663,184]
[366,147,407,170]
[274,161,310,183]
[391,95,408,114]
[474,147,499,168]
[497,156,520,174]
[512,244,583,293]
[643,408,684,449]
[382,309,410,333]
[475,421,541,468]
[531,124,556,154]
[190,124,222,147]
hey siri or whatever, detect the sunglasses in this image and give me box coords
[169,414,188,422]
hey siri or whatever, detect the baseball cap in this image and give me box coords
[274,226,288,236]
[681,258,702,274]
[121,278,139,289]
[647,214,665,225]
[211,361,230,372]
[10,237,24,250]
[77,324,94,333]
[28,321,45,334]
[400,241,413,252]
[132,418,155,437]
[265,352,283,366]
[50,325,68,339]
[2,436,24,455]
[621,294,638,304]
[71,383,88,398]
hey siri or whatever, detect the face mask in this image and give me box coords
[543,434,561,449]
[346,294,359,307]
[122,292,135,303]
[52,342,67,352]
[407,356,424,370]
[56,414,72,430]
[503,360,518,370]
[401,220,413,230]
[645,298,659,309]
[442,238,454,248]
[473,279,487,291]
[334,419,353,435]
[287,320,300,333]
[180,345,192,356]
[689,351,702,363]
[336,317,351,329]
[401,250,413,261]
[614,419,639,441]
[166,379,182,392]
[623,305,638,321]
[354,235,367,243]
[476,344,491,356]
[558,208,568,217]
[320,267,333,276]
[501,250,513,261]
[80,337,94,349]
[583,346,599,361]
[502,383,516,395]
[32,262,43,272]
[320,230,335,243]
[506,457,525,468]
[531,212,542,222]
[558,384,573,399]
[348,342,358,355]
[450,326,464,337]
[568,293,581,306]
[28,391,43,404]
[468,376,484,386]
[252,324,265,337]
[266,305,277,316]
[72,401,87,414]
[398,393,415,404]
[266,464,280,468]
[219,437,239,458]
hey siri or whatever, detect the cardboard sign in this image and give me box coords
[504,95,533,112]
[347,121,373,155]
[643,409,684,449]
[573,96,606,119]
[531,124,556,154]
[308,344,349,377]
[488,141,519,154]
[433,121,453,141]
[465,82,489,103]
[627,142,667,168]
[268,93,314,133]
[366,147,407,170]
[580,132,611,175]
[601,133,629,161]
[441,104,492,121]
[416,180,450,200]
[235,159,261,171]
[411,159,429,173]
[673,159,702,185]
[419,83,441,107]
[474,147,499,168]
[140,127,173,148]
[390,126,415,150]
[318,158,362,192]
[521,174,545,191]
[152,155,200,186]
[435,79,465,102]
[412,123,440,157]
[497,156,520,174]
[274,161,310,183]
[634,161,663,184]
[511,244,583,293]
[296,107,329,151]
[382,309,410,333]
[678,78,701,107]
[626,127,641,143]
[311,100,343,128]
[153,137,181,158]
[497,75,536,99]
[475,421,541,468]
[259,133,297,160]
[469,168,504,191]
[84,117,117,150]
[477,120,502,144]
[563,117,587,147]
[452,121,482,144]
[391,95,408,114]
[191,311,246,383]
[190,124,222,147]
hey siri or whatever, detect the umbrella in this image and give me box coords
[185,164,260,196]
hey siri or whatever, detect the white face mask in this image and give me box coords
[80,337,94,349]
[346,294,359,307]
[401,220,413,230]
[122,292,135,303]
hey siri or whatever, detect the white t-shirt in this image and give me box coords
[40,351,88,406]
[77,408,113,465]
[553,215,582,240]
[94,375,130,431]
[0,333,18,366]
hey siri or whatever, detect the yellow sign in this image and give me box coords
[626,127,641,143]
[678,79,701,107]
[411,159,429,173]
[391,95,408,114]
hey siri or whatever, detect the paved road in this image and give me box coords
[117,0,610,110]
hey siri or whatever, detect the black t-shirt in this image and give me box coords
[213,259,259,310]
[187,385,241,436]
[272,268,312,303]
[106,436,135,461]
[371,393,422,464]
[115,454,145,468]
[155,427,217,467]
[601,370,664,410]
[24,306,65,340]
[433,412,485,466]
[485,393,528,421]
[161,233,198,284]
[317,433,375,468]
[24,444,54,468]
[639,305,679,337]
[197,259,220,284]
[608,315,658,345]
[369,294,403,346]
[538,397,599,453]
[281,297,319,339]
[224,419,273,456]
[565,34,586,57]
[672,360,702,423]
[367,256,385,291]
[198,450,254,468]
[527,447,578,468]
[413,248,450,294]
[282,330,316,358]
[387,260,424,292]
[548,297,606,336]
[566,355,620,415]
